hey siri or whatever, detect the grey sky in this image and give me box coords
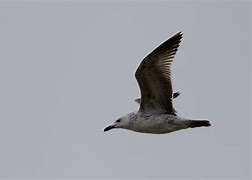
[0,1,250,179]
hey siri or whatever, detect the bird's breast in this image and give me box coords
[130,113,184,134]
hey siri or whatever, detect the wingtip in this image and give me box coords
[176,31,183,38]
[169,31,183,43]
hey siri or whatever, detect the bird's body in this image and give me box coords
[120,112,187,134]
[104,32,211,134]
[116,112,209,134]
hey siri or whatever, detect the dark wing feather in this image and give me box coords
[135,32,182,115]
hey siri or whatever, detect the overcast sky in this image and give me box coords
[0,1,250,179]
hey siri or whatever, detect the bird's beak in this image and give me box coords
[104,125,115,132]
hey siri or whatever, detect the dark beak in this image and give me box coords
[104,125,115,132]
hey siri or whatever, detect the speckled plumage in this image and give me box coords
[125,112,189,134]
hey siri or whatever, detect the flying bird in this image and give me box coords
[104,32,210,134]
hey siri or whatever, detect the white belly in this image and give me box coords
[130,114,188,134]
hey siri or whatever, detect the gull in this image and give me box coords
[104,32,210,134]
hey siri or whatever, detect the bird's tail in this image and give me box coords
[188,119,211,128]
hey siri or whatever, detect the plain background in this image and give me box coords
[0,0,250,179]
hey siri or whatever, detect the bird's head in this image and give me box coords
[104,116,130,132]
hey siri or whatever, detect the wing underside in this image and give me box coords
[135,32,183,115]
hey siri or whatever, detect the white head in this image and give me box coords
[104,114,133,132]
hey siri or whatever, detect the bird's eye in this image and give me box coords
[115,119,121,123]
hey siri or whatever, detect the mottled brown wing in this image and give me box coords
[135,32,182,115]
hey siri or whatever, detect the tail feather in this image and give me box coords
[188,119,211,128]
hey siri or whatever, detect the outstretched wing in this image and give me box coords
[135,32,182,115]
